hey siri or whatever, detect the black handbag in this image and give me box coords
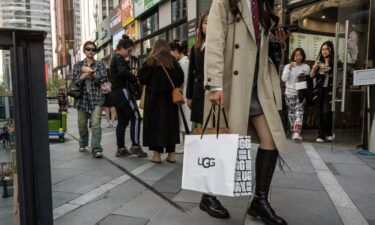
[67,82,82,98]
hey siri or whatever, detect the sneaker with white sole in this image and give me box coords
[130,145,148,157]
[326,134,335,141]
[315,138,325,143]
[79,147,88,152]
[292,132,303,141]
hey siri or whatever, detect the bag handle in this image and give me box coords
[179,106,191,135]
[200,105,229,139]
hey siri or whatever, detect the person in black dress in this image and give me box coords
[139,40,184,163]
[186,11,208,127]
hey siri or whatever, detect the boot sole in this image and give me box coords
[247,208,284,225]
[199,203,230,219]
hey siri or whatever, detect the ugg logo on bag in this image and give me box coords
[198,157,216,168]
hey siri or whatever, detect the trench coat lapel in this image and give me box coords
[240,0,256,44]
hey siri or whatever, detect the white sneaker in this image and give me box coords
[315,138,325,143]
[175,147,184,154]
[292,132,299,141]
[296,133,303,141]
[326,134,335,141]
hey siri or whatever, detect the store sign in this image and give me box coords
[125,21,139,41]
[134,0,161,17]
[113,30,124,50]
[110,5,123,34]
[353,69,375,86]
[121,0,134,26]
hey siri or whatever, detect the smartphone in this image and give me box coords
[271,24,299,35]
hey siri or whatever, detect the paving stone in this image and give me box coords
[358,158,375,170]
[270,187,343,225]
[84,164,124,178]
[153,168,183,194]
[51,168,85,184]
[176,202,198,211]
[173,190,202,204]
[332,163,375,178]
[343,191,375,221]
[147,199,248,225]
[336,175,375,194]
[113,190,175,219]
[54,180,152,225]
[137,164,175,181]
[53,155,109,171]
[52,191,80,208]
[98,215,148,225]
[53,173,113,194]
[272,171,325,191]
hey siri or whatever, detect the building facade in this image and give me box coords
[0,0,53,75]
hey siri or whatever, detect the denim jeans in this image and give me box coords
[77,106,102,153]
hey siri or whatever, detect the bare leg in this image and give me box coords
[110,106,117,123]
[250,114,276,150]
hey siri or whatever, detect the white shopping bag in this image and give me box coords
[182,134,239,196]
[295,81,307,90]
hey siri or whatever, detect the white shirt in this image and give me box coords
[282,63,310,95]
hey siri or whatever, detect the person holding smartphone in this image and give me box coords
[282,48,310,141]
[310,41,334,143]
[72,41,107,158]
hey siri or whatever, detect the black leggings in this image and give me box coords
[114,89,141,148]
[317,88,333,138]
[149,145,176,154]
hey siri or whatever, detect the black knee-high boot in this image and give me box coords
[247,148,287,225]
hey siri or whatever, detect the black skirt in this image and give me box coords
[103,94,114,107]
[249,50,263,117]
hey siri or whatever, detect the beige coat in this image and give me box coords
[204,0,286,150]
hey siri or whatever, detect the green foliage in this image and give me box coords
[47,75,66,97]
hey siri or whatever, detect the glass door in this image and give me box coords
[332,0,371,150]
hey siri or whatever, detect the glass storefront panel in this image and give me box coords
[171,0,186,23]
[167,22,188,42]
[0,49,16,225]
[140,11,159,38]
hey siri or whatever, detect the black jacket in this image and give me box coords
[186,46,205,123]
[109,53,137,90]
[139,60,184,147]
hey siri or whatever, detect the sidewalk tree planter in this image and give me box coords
[0,28,53,225]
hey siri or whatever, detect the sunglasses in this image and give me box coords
[85,48,97,52]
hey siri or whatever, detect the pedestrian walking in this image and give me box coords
[169,39,191,153]
[282,48,310,141]
[310,41,335,143]
[139,40,184,164]
[186,11,208,127]
[109,35,147,157]
[72,41,107,158]
[57,88,68,112]
[202,0,290,223]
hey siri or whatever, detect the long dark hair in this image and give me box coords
[147,40,174,69]
[318,41,334,66]
[169,39,188,56]
[195,11,209,51]
[229,0,279,35]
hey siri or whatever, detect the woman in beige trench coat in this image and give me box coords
[198,0,290,224]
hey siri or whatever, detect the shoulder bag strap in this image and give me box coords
[160,63,176,89]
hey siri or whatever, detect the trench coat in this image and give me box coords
[204,0,286,150]
[138,60,184,147]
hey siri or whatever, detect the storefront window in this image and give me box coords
[168,22,188,42]
[171,0,186,23]
[142,32,167,55]
[140,11,159,38]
